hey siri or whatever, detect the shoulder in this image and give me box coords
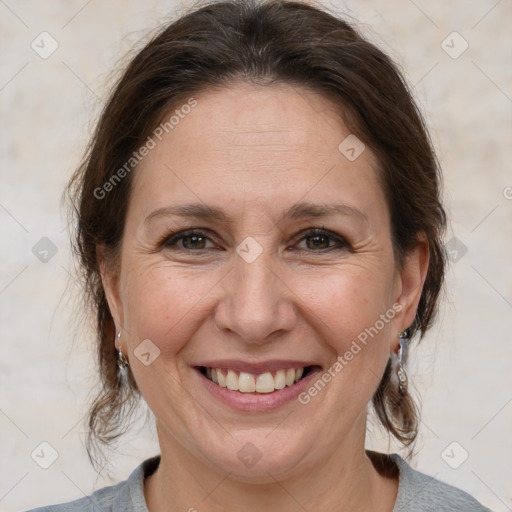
[24,456,161,512]
[390,453,492,512]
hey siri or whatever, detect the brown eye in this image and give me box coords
[161,230,215,251]
[306,234,330,250]
[181,234,207,250]
[295,228,350,252]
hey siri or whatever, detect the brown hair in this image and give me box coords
[67,0,446,468]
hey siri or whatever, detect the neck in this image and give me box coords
[145,421,398,512]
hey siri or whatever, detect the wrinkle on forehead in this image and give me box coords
[129,82,387,239]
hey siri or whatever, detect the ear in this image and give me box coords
[97,244,124,332]
[392,233,430,350]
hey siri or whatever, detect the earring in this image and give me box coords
[396,328,410,395]
[115,331,129,372]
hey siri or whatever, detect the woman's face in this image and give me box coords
[103,82,426,480]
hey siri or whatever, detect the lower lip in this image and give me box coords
[194,366,322,412]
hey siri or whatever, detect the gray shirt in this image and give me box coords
[26,453,491,511]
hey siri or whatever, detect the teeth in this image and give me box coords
[239,372,256,392]
[204,367,307,393]
[255,372,274,393]
[217,369,226,387]
[274,369,286,389]
[226,369,239,391]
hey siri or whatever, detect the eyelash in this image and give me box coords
[159,227,350,253]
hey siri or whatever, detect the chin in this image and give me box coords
[199,430,314,482]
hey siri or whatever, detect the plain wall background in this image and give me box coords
[1,1,511,510]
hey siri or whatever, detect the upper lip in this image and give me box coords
[195,359,320,374]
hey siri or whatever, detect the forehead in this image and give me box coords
[130,82,387,226]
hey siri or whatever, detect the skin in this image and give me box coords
[101,82,429,512]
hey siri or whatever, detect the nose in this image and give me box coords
[214,248,298,345]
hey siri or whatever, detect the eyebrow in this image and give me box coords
[144,201,368,226]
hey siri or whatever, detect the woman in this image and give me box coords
[28,0,491,510]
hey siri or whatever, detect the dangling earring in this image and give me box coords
[115,331,129,374]
[396,328,410,395]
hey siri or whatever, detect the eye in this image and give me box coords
[158,227,350,253]
[160,229,217,251]
[293,228,350,252]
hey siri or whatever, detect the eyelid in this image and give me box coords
[158,227,351,252]
[291,227,350,251]
[159,228,219,249]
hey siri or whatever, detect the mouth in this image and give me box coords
[197,365,316,393]
[193,362,323,412]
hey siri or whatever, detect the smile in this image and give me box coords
[199,366,311,393]
[193,360,323,411]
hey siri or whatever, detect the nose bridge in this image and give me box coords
[215,243,296,343]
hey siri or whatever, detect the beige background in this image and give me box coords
[1,1,511,510]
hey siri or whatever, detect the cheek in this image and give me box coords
[118,263,216,419]
[120,249,397,364]
[299,263,395,342]
[298,269,396,411]
[300,264,397,404]
[120,261,221,355]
